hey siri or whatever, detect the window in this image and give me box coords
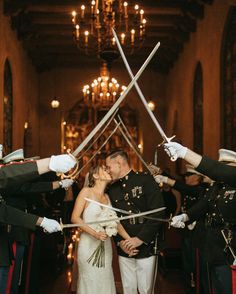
[3,59,13,154]
[193,62,203,153]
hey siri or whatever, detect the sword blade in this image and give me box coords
[73,123,120,178]
[114,119,151,172]
[85,197,165,222]
[71,42,160,157]
[61,207,168,229]
[112,28,171,144]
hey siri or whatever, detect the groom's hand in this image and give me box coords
[120,240,139,256]
[122,237,143,251]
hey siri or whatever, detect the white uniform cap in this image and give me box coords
[218,148,236,163]
[2,149,24,164]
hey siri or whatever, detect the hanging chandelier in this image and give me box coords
[71,1,146,63]
[82,63,127,106]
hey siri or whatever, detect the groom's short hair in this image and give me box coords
[106,149,129,163]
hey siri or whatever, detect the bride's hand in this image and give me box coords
[95,231,107,241]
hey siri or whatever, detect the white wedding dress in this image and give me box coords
[77,201,116,294]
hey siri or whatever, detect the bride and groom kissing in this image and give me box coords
[71,149,164,294]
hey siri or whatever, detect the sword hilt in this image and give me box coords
[57,151,79,180]
[168,214,173,229]
[59,218,64,231]
[158,135,177,161]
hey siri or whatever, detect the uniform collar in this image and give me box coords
[119,169,134,182]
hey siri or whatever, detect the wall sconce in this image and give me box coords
[51,98,60,109]
[147,100,155,111]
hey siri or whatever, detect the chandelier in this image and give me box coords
[82,63,127,106]
[71,1,146,63]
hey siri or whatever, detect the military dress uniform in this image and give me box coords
[3,180,55,294]
[187,181,236,294]
[0,162,41,293]
[108,170,164,294]
[173,180,210,293]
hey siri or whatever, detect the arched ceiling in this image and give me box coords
[4,0,213,73]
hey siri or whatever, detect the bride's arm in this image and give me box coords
[71,188,107,241]
[117,223,130,239]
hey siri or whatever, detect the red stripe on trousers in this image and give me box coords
[6,241,17,294]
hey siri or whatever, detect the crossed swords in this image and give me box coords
[67,29,176,162]
[60,198,170,230]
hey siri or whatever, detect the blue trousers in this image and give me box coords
[10,243,25,294]
[211,264,232,294]
[0,266,10,294]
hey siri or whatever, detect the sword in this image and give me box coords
[114,118,152,172]
[77,108,119,161]
[85,197,167,222]
[73,122,121,178]
[70,42,160,158]
[117,115,142,155]
[221,229,236,264]
[112,28,177,161]
[60,207,168,230]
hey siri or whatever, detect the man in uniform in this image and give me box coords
[163,141,236,188]
[105,150,164,294]
[0,150,76,293]
[0,149,74,294]
[155,166,211,293]
[171,149,236,294]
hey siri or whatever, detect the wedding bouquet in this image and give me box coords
[87,208,119,268]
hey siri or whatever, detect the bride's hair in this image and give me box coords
[87,165,100,187]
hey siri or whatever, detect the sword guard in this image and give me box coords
[157,135,176,147]
[56,151,79,180]
[168,214,173,229]
[157,135,177,161]
[59,218,64,231]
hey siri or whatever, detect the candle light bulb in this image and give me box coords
[124,2,128,17]
[84,30,89,44]
[131,29,135,43]
[121,33,125,44]
[140,9,144,21]
[75,24,80,39]
[72,11,77,24]
[81,5,85,19]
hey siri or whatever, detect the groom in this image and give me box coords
[106,150,164,294]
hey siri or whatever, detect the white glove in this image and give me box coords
[154,175,168,184]
[171,214,189,228]
[40,217,62,233]
[59,179,74,189]
[49,154,76,173]
[164,142,188,159]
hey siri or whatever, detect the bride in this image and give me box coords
[71,165,135,294]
